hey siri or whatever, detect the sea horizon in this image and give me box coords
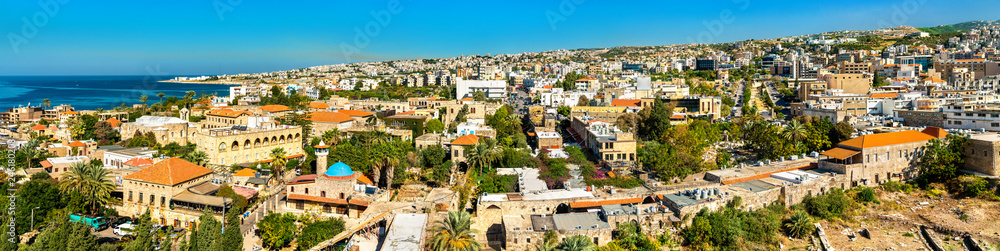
[0,75,235,111]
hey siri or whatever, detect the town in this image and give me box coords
[4,21,1000,251]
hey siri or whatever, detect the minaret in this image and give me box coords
[179,107,190,122]
[315,140,329,175]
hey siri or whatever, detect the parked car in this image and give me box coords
[113,223,134,236]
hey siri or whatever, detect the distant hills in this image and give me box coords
[917,20,1000,34]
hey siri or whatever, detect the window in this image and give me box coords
[139,193,144,202]
[321,191,326,197]
[129,191,133,201]
[340,193,345,199]
[955,121,963,125]
[150,195,155,204]
[291,187,294,192]
[305,188,309,194]
[161,196,166,206]
[993,123,999,128]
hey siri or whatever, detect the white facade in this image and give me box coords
[457,80,507,99]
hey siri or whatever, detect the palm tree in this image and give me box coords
[783,211,815,239]
[782,120,808,142]
[269,148,288,184]
[139,95,149,114]
[322,129,341,146]
[59,161,116,214]
[156,92,165,105]
[555,235,594,251]
[371,155,398,188]
[42,98,51,109]
[428,211,481,251]
[183,150,208,166]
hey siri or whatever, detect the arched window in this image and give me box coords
[244,140,251,149]
[321,191,326,197]
[279,136,285,143]
[305,188,309,194]
[231,141,239,151]
[219,143,226,151]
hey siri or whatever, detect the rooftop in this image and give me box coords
[379,214,428,251]
[131,116,187,127]
[123,157,213,186]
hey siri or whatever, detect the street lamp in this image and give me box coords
[30,207,39,230]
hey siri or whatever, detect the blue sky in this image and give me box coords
[1,0,998,75]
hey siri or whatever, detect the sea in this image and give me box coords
[0,75,236,111]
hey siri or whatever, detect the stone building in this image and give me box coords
[501,213,612,251]
[308,111,358,138]
[895,109,945,128]
[202,109,251,129]
[285,145,378,218]
[964,133,1000,176]
[819,127,948,187]
[449,134,479,166]
[568,116,637,173]
[194,126,304,169]
[117,158,229,229]
[103,147,157,169]
[120,116,192,145]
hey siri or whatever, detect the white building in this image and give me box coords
[457,80,507,99]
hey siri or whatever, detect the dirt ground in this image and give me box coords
[783,188,1000,251]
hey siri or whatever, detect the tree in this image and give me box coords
[126,209,155,251]
[257,212,297,250]
[576,96,590,106]
[270,148,288,184]
[428,211,481,251]
[829,121,854,146]
[157,92,165,104]
[94,121,120,143]
[183,150,209,166]
[472,91,487,101]
[43,98,51,109]
[614,113,641,132]
[15,176,65,235]
[426,119,445,134]
[296,218,346,251]
[917,134,968,183]
[139,95,149,113]
[638,99,674,141]
[59,161,116,214]
[783,211,814,239]
[872,72,887,88]
[557,106,571,117]
[556,235,595,251]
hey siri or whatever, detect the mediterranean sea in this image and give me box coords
[0,75,235,111]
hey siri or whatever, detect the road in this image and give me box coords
[240,178,290,251]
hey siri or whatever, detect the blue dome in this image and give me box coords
[325,162,354,177]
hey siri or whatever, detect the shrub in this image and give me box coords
[855,187,878,203]
[881,181,914,193]
[801,189,851,220]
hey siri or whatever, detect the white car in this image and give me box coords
[113,223,133,236]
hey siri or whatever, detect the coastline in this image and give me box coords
[158,79,243,85]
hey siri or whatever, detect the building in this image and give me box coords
[285,148,379,218]
[121,116,191,145]
[104,147,157,169]
[37,156,89,180]
[934,59,1000,82]
[568,117,636,174]
[964,133,1000,176]
[839,62,872,74]
[449,134,479,166]
[195,126,304,169]
[695,58,717,71]
[308,111,359,137]
[501,213,612,251]
[457,80,507,99]
[117,158,230,229]
[379,214,429,251]
[819,128,948,187]
[821,73,871,95]
[0,106,43,122]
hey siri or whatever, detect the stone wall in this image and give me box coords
[964,138,1000,176]
[195,126,304,167]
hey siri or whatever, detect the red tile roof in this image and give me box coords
[287,194,348,205]
[40,160,52,168]
[838,130,938,149]
[869,93,899,99]
[123,157,213,186]
[308,102,330,109]
[611,99,642,107]
[337,109,373,117]
[31,124,47,130]
[920,127,949,139]
[124,157,153,167]
[67,141,86,147]
[309,111,354,123]
[259,105,291,112]
[105,117,122,127]
[233,168,257,177]
[451,134,479,146]
[206,109,249,118]
[569,197,644,208]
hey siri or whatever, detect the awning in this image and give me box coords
[172,191,229,207]
[820,147,860,160]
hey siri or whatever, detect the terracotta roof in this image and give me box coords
[287,174,317,185]
[956,58,987,62]
[670,114,685,119]
[233,168,258,177]
[926,77,945,83]
[451,134,479,145]
[309,111,354,123]
[838,130,938,149]
[820,147,860,160]
[206,109,249,118]
[396,111,415,116]
[587,119,608,124]
[575,77,595,82]
[196,99,211,105]
[611,99,642,107]
[460,97,473,101]
[105,117,122,127]
[124,157,153,167]
[308,102,329,109]
[259,105,291,112]
[869,93,899,99]
[31,124,47,130]
[356,174,374,186]
[40,160,52,168]
[67,141,86,147]
[920,127,949,139]
[287,194,348,205]
[543,85,553,89]
[337,109,373,117]
[569,197,644,208]
[123,157,213,186]
[349,199,370,207]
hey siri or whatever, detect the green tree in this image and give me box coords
[638,99,674,141]
[257,213,297,250]
[126,209,155,251]
[916,134,968,183]
[59,161,116,214]
[296,218,346,251]
[428,211,481,251]
[576,96,590,106]
[426,119,445,133]
[157,92,165,104]
[556,235,595,251]
[183,150,209,166]
[472,91,487,101]
[783,211,814,239]
[43,98,51,109]
[557,106,571,117]
[829,121,854,146]
[270,148,288,184]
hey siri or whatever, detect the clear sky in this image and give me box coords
[1,0,998,76]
